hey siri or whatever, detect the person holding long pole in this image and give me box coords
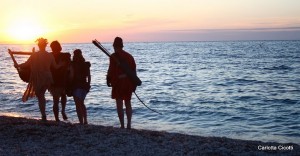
[107,37,137,129]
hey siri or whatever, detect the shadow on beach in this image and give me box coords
[0,116,299,155]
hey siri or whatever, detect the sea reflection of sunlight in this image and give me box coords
[0,112,22,118]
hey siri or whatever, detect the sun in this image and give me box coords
[6,16,45,43]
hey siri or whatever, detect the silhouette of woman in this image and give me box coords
[70,49,91,124]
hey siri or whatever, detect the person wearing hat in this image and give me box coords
[107,37,137,129]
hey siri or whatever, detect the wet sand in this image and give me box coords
[0,116,299,155]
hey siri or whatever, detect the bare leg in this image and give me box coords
[53,95,60,121]
[116,99,124,128]
[37,87,47,121]
[82,101,88,124]
[61,94,68,120]
[37,95,46,120]
[74,97,83,124]
[125,100,132,129]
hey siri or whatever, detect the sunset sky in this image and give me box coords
[1,0,300,43]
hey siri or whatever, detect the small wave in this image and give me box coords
[290,111,300,116]
[281,99,299,105]
[221,78,265,87]
[264,65,293,71]
[224,116,246,122]
[149,99,178,105]
[264,98,299,105]
[235,78,264,84]
[234,106,251,112]
[168,116,193,123]
[138,69,147,72]
[234,96,256,101]
[262,125,279,130]
[284,133,300,137]
[212,111,231,117]
[287,125,300,131]
[197,110,214,116]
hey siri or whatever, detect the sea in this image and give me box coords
[0,40,299,144]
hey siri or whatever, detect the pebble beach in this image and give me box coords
[0,116,299,156]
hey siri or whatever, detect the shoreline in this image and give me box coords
[0,115,299,155]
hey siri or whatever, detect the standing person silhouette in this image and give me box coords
[70,49,91,124]
[107,37,137,129]
[49,41,71,121]
[14,38,63,121]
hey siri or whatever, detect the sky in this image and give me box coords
[0,0,300,43]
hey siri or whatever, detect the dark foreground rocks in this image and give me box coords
[0,116,299,156]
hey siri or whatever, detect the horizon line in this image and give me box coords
[1,39,300,45]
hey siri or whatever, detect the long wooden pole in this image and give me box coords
[8,47,35,56]
[8,51,33,55]
[92,39,142,86]
[8,49,19,65]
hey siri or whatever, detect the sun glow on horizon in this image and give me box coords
[6,16,46,43]
[1,0,300,43]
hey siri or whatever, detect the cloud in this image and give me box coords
[142,26,300,41]
[171,27,300,32]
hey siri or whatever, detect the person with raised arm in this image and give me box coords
[14,38,64,121]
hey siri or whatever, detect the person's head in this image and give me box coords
[50,40,62,53]
[73,49,85,63]
[36,38,48,50]
[113,37,123,51]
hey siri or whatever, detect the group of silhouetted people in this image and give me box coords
[14,37,137,129]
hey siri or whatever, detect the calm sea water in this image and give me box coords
[1,41,299,144]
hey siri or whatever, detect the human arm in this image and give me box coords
[69,64,74,83]
[132,57,137,91]
[50,55,65,69]
[106,57,114,87]
[87,71,91,92]
[87,67,91,86]
[106,75,111,87]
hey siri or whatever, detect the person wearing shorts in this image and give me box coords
[70,49,91,124]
